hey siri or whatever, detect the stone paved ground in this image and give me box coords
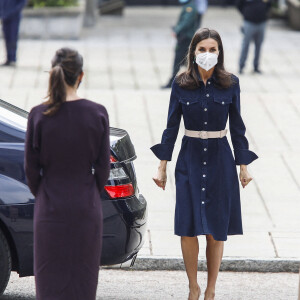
[0,7,300,260]
[2,270,299,300]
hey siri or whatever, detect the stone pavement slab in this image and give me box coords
[0,7,300,268]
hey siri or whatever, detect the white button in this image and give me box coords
[187,102,190,105]
[202,201,205,204]
[206,94,209,97]
[203,174,206,177]
[204,108,207,111]
[204,122,207,125]
[203,162,207,165]
[204,148,207,151]
[222,101,225,105]
[202,188,205,191]
[208,82,211,85]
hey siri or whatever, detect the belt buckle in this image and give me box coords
[200,131,208,139]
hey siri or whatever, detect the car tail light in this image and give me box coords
[110,155,117,163]
[106,154,135,199]
[104,183,134,199]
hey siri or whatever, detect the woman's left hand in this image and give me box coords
[239,165,253,188]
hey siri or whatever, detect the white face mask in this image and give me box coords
[195,52,218,71]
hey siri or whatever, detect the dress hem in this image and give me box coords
[174,231,243,242]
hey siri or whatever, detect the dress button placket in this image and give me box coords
[201,87,209,204]
[201,85,209,232]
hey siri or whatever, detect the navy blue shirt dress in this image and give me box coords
[151,74,258,241]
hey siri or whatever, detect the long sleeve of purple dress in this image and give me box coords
[24,108,41,197]
[94,107,111,192]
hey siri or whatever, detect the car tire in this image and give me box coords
[0,229,11,296]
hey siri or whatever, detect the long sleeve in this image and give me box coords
[150,81,182,161]
[94,108,111,193]
[229,79,258,165]
[24,109,41,196]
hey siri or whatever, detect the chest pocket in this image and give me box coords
[179,98,199,106]
[213,97,232,106]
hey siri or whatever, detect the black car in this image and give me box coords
[0,99,147,296]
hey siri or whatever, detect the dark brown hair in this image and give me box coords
[43,48,83,116]
[176,28,234,90]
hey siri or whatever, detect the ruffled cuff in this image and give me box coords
[234,149,258,165]
[150,143,175,161]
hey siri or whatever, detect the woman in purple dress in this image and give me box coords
[25,48,110,300]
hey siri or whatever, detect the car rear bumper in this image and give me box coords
[100,193,147,266]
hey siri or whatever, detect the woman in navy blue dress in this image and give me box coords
[25,48,110,300]
[151,28,258,300]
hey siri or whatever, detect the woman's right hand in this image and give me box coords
[153,161,167,190]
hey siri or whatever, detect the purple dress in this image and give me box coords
[25,99,110,300]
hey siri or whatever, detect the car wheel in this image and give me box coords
[0,229,11,296]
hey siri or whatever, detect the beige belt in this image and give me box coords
[185,129,227,139]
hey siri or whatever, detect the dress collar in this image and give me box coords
[195,66,217,83]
